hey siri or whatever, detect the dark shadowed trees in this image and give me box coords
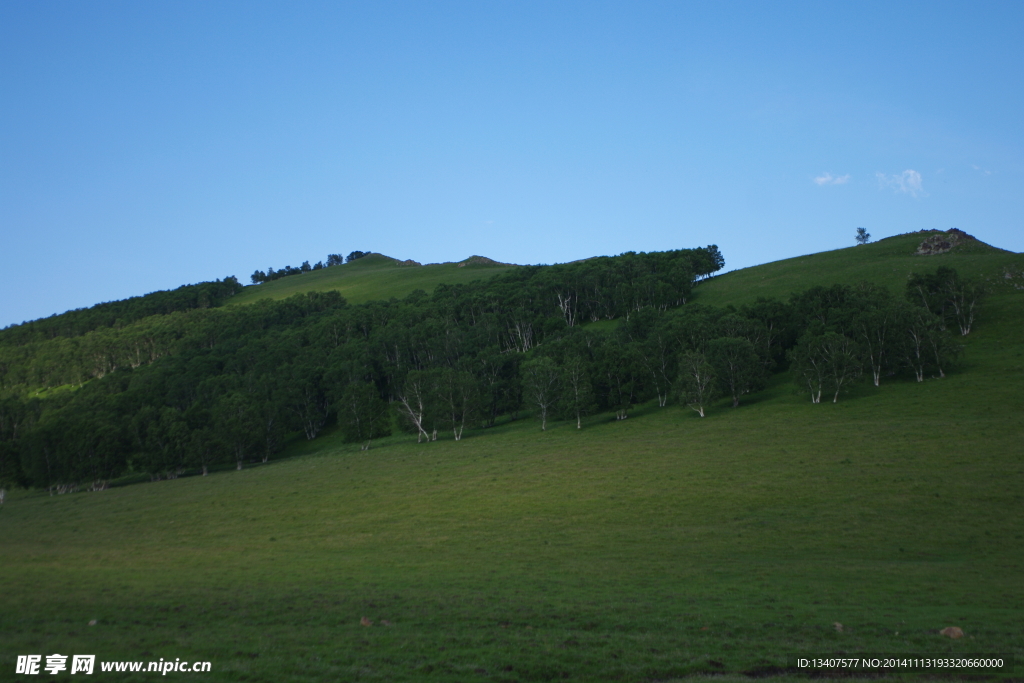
[819,333,862,403]
[789,333,862,403]
[477,351,523,427]
[852,303,900,387]
[0,396,32,489]
[906,266,983,335]
[900,308,949,381]
[521,357,560,430]
[598,343,643,420]
[707,337,764,407]
[0,241,999,495]
[186,425,218,476]
[337,382,391,450]
[789,335,827,403]
[560,354,595,428]
[942,271,984,336]
[283,363,332,441]
[435,368,479,441]
[214,391,261,470]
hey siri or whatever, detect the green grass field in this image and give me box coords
[2,234,1023,681]
[227,254,516,307]
[695,231,1018,309]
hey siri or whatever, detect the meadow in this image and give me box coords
[227,254,515,307]
[2,233,1022,681]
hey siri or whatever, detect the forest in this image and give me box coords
[0,245,980,494]
[0,277,242,345]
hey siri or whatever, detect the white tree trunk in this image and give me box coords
[397,394,429,443]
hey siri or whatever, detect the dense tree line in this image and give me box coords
[0,277,242,346]
[0,250,983,496]
[785,267,981,399]
[250,251,369,284]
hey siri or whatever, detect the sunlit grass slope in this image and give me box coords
[694,230,1019,308]
[228,253,516,306]
[2,235,1022,682]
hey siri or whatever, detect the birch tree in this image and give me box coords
[283,363,331,441]
[521,357,560,430]
[943,274,984,336]
[819,333,862,403]
[906,266,960,331]
[925,325,960,379]
[900,308,938,382]
[560,354,594,428]
[789,336,826,403]
[677,350,717,416]
[852,305,898,387]
[789,333,862,403]
[435,368,479,441]
[395,370,434,442]
[621,309,676,407]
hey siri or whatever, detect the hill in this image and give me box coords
[1,233,1022,681]
[695,229,1018,308]
[0,277,243,345]
[228,253,517,306]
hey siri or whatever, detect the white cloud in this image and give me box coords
[876,169,926,197]
[813,172,851,186]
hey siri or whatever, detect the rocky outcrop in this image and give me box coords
[456,255,513,267]
[916,229,976,255]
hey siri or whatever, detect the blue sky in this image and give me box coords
[1,1,1021,328]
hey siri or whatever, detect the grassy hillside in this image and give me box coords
[694,230,1020,308]
[2,234,1022,682]
[228,253,517,306]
